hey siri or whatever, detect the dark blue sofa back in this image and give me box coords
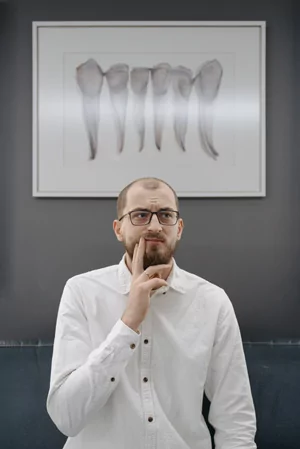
[1,341,299,449]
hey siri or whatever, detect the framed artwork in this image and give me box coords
[32,21,266,197]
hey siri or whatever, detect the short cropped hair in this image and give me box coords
[117,177,179,218]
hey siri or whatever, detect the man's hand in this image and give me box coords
[121,237,171,332]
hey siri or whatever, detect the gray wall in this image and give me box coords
[0,2,9,307]
[1,0,300,341]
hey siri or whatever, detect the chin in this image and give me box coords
[143,250,172,269]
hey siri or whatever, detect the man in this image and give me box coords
[47,177,257,449]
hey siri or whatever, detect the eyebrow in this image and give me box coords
[130,207,177,212]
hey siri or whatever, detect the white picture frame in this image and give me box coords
[32,21,266,197]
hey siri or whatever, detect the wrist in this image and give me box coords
[121,313,140,333]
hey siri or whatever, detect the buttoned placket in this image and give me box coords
[140,307,157,449]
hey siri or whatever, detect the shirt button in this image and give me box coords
[148,417,153,422]
[143,377,148,382]
[111,377,115,382]
[144,339,149,344]
[130,343,136,349]
[163,292,166,295]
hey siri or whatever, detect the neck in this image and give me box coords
[125,252,173,280]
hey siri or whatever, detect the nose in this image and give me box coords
[147,213,162,232]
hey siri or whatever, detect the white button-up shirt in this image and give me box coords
[47,256,257,449]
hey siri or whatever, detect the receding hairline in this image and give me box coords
[117,177,179,218]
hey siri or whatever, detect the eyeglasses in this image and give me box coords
[118,209,180,226]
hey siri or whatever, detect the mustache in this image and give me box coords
[143,234,165,241]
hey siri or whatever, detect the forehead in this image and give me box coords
[125,183,177,211]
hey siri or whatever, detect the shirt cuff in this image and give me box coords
[87,318,141,370]
[107,318,141,342]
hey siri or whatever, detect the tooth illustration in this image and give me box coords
[172,66,193,151]
[76,58,104,160]
[105,63,129,153]
[130,67,150,151]
[151,63,172,150]
[194,59,223,160]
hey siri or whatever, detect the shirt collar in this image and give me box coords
[117,254,186,295]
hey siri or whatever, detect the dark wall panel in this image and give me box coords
[0,0,299,341]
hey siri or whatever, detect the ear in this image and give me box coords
[113,219,124,242]
[177,218,184,240]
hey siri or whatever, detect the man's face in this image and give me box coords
[113,183,184,269]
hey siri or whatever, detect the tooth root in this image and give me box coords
[174,98,188,151]
[194,59,223,160]
[130,67,150,151]
[198,101,218,160]
[151,63,172,150]
[106,64,129,153]
[172,66,193,151]
[76,59,104,160]
[136,114,146,152]
[111,90,128,153]
[203,102,219,159]
[153,96,165,150]
[82,97,100,159]
[174,104,186,151]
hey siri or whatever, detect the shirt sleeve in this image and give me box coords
[46,280,140,437]
[204,290,257,449]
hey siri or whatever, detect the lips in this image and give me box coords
[145,238,164,243]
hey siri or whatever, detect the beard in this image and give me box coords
[124,235,179,269]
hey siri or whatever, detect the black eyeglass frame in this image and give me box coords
[118,209,180,226]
